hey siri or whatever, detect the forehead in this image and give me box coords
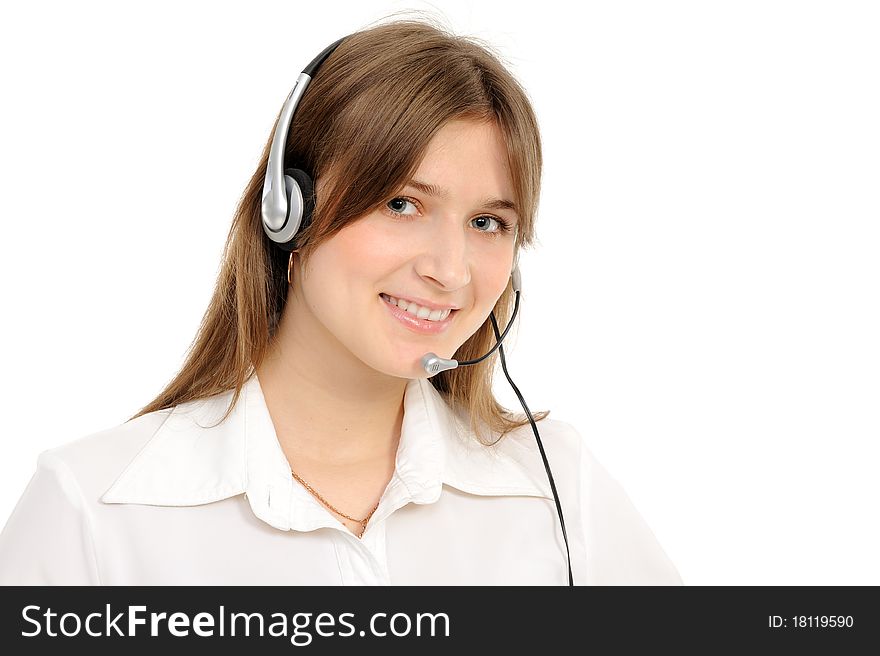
[413,119,514,201]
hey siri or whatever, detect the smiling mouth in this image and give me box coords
[379,294,458,333]
[379,293,457,321]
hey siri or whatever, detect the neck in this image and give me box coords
[255,304,408,468]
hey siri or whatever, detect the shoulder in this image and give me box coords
[35,408,174,506]
[494,416,588,491]
[500,416,683,585]
[0,409,173,584]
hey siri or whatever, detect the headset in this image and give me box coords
[260,36,574,586]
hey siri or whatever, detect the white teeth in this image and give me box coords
[381,294,451,321]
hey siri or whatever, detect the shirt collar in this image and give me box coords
[101,372,554,532]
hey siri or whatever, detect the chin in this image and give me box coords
[361,355,423,380]
[363,342,454,380]
[394,356,438,381]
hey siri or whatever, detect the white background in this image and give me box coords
[0,0,877,586]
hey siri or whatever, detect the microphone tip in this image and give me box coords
[421,353,439,375]
[421,352,457,376]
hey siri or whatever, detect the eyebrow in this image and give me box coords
[406,179,519,218]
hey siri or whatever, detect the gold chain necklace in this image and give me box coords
[290,469,380,538]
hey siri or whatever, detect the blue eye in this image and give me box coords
[471,216,508,234]
[386,197,417,215]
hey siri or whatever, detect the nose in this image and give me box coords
[415,217,472,291]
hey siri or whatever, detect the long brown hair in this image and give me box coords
[128,13,550,445]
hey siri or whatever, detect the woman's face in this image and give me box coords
[291,118,520,380]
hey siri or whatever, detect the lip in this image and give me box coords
[380,294,458,334]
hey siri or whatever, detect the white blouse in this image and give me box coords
[0,372,682,585]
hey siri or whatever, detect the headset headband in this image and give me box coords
[261,36,348,250]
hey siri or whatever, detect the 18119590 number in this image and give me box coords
[768,615,854,628]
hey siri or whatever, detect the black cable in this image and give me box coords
[489,293,575,586]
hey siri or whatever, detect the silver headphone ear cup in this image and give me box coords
[284,168,316,246]
[283,172,304,235]
[263,174,303,248]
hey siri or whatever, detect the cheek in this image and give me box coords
[298,246,359,319]
[355,216,411,265]
[334,218,400,275]
[485,267,515,305]
[310,230,378,295]
[465,276,511,331]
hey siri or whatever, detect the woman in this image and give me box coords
[0,18,682,585]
